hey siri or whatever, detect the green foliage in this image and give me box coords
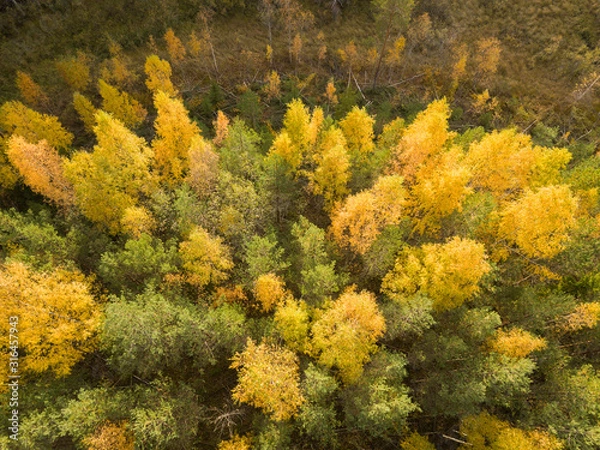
[98,233,178,294]
[342,351,417,438]
[298,364,340,447]
[244,234,289,281]
[0,208,75,269]
[292,216,343,305]
[102,292,246,378]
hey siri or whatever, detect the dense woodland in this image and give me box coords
[1,0,600,449]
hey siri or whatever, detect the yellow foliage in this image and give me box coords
[217,434,252,450]
[307,106,324,150]
[56,52,91,92]
[6,136,74,208]
[274,298,310,352]
[187,135,219,197]
[338,41,362,74]
[179,226,234,289]
[231,339,304,421]
[144,54,177,96]
[452,43,469,83]
[64,111,153,234]
[264,70,281,100]
[401,432,436,450]
[386,36,406,67]
[0,261,101,383]
[472,89,499,115]
[382,236,491,310]
[213,110,230,146]
[100,54,137,89]
[16,71,48,108]
[283,98,311,152]
[269,131,301,172]
[474,37,502,78]
[339,106,375,158]
[560,302,600,332]
[253,273,287,312]
[120,206,155,238]
[530,146,572,187]
[459,412,563,450]
[310,143,350,211]
[330,175,406,254]
[98,79,147,128]
[188,31,204,58]
[498,185,578,259]
[317,125,346,157]
[73,92,97,132]
[468,129,571,201]
[164,28,187,62]
[213,285,248,307]
[390,99,453,181]
[489,328,547,358]
[0,101,73,150]
[151,90,201,184]
[325,78,338,105]
[410,146,472,235]
[311,288,386,384]
[83,421,134,450]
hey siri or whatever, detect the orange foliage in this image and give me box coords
[6,136,74,208]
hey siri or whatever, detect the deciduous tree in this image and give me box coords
[311,288,386,383]
[498,185,578,259]
[64,111,154,234]
[231,339,304,420]
[151,90,201,184]
[6,136,74,208]
[0,261,100,382]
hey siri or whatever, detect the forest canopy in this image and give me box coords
[1,0,600,449]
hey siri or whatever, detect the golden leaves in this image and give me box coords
[231,339,304,421]
[310,288,386,383]
[382,237,491,311]
[498,185,578,259]
[179,226,233,289]
[6,136,74,208]
[488,328,546,359]
[0,261,101,380]
[330,175,406,254]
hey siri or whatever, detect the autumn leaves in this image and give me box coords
[0,79,591,444]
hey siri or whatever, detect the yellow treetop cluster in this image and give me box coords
[64,111,154,234]
[231,339,304,421]
[311,288,386,383]
[382,236,491,310]
[6,136,74,208]
[73,92,97,132]
[330,175,406,254]
[498,185,578,259]
[459,412,563,450]
[98,79,147,128]
[15,71,49,108]
[56,51,91,92]
[152,90,201,184]
[0,261,101,383]
[274,297,310,352]
[0,101,74,150]
[253,273,287,312]
[339,106,375,158]
[488,328,547,359]
[179,226,234,289]
[144,54,177,96]
[390,99,453,181]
